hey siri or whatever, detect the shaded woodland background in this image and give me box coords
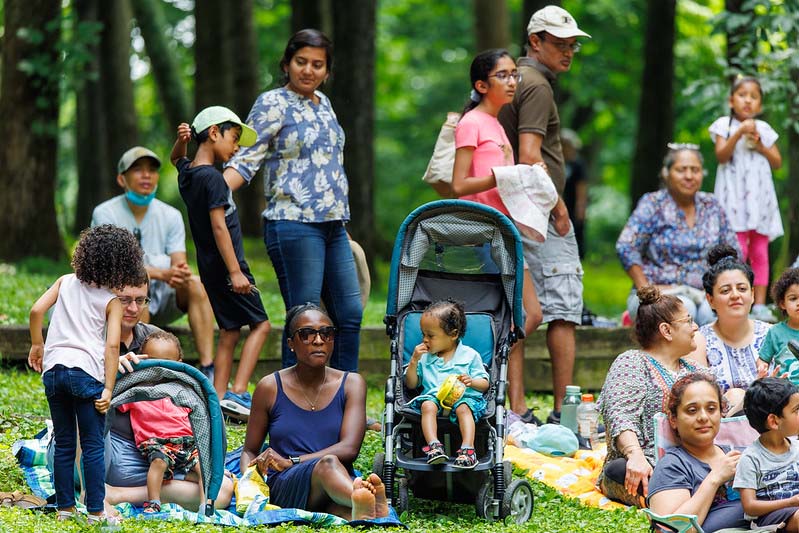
[1,0,798,278]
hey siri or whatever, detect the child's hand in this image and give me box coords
[411,343,428,363]
[28,344,44,373]
[229,271,252,294]
[176,123,192,144]
[94,388,112,414]
[756,357,769,377]
[458,374,473,387]
[739,119,757,135]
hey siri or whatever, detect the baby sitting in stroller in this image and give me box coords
[404,300,489,469]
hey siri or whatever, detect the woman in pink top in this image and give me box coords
[451,49,542,419]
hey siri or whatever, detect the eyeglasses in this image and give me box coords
[667,142,700,151]
[292,326,337,344]
[118,296,150,307]
[489,70,522,84]
[133,228,142,245]
[540,36,581,53]
[671,315,695,325]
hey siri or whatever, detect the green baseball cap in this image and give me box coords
[191,106,257,147]
[118,146,161,174]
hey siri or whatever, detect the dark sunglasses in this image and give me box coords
[292,326,337,344]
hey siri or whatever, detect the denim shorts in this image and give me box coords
[519,221,583,324]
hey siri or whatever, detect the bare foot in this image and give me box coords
[351,477,376,520]
[368,473,389,518]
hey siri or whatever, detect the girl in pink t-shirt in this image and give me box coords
[451,49,542,418]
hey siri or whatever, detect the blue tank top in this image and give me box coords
[267,371,349,465]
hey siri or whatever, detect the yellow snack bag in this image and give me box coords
[235,465,272,515]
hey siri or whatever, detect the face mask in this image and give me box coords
[125,186,157,206]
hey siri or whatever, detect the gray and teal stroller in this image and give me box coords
[375,200,534,523]
[107,360,227,515]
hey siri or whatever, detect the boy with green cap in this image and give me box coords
[171,106,270,422]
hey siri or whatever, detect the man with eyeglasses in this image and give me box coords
[117,282,161,356]
[498,5,590,426]
[92,147,216,381]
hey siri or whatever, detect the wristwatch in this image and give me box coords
[290,456,301,465]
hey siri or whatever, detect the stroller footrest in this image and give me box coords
[394,449,493,472]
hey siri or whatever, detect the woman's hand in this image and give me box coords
[625,451,653,497]
[707,449,741,486]
[250,447,292,474]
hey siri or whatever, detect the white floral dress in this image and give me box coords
[709,116,782,241]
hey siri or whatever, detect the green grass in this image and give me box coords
[0,368,648,532]
[1,239,627,327]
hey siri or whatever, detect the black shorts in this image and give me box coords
[203,275,269,330]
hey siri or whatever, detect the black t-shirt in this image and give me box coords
[563,157,586,222]
[177,157,249,286]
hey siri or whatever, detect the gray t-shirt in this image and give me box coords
[733,438,799,520]
[649,445,747,532]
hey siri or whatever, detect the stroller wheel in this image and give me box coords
[500,479,534,524]
[397,478,409,513]
[475,481,496,521]
[372,452,385,479]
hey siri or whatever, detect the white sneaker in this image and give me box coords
[750,304,777,323]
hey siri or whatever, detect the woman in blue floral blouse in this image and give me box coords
[616,143,738,326]
[224,29,362,371]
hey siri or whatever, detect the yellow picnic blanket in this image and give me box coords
[504,443,626,511]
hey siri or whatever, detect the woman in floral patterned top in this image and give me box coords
[616,144,738,326]
[224,29,362,371]
[691,244,771,414]
[598,285,701,507]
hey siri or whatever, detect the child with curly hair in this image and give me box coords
[28,224,145,523]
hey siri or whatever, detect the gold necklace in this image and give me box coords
[295,367,327,411]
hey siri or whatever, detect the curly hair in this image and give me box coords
[71,225,144,291]
[701,243,753,295]
[424,299,467,338]
[141,330,183,360]
[771,268,799,316]
[634,285,684,349]
[286,302,333,335]
[667,372,725,418]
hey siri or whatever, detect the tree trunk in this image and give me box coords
[229,0,263,236]
[0,0,64,260]
[73,0,112,234]
[194,0,234,111]
[130,0,191,129]
[786,67,799,263]
[474,0,510,50]
[73,0,140,232]
[630,0,676,208]
[291,0,331,35]
[328,0,377,266]
[725,0,747,79]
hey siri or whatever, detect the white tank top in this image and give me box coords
[42,274,116,384]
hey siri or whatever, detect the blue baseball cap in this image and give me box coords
[528,424,579,457]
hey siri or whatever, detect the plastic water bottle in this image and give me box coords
[561,385,581,433]
[577,393,600,448]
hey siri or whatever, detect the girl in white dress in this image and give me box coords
[709,75,783,318]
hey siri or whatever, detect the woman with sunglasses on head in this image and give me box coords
[450,48,544,423]
[617,143,739,326]
[240,303,387,520]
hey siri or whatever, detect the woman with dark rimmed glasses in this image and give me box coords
[239,303,388,519]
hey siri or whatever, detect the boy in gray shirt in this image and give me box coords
[734,377,799,530]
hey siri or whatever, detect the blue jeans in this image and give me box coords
[43,365,106,512]
[265,220,363,370]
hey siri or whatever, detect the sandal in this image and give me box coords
[87,512,123,525]
[453,447,478,469]
[142,500,161,514]
[422,441,447,465]
[56,510,75,521]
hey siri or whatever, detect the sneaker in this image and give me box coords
[199,363,215,383]
[453,447,478,469]
[220,390,251,422]
[366,417,382,432]
[519,408,545,426]
[750,304,777,323]
[581,306,596,326]
[423,441,447,465]
[142,500,161,514]
[546,410,561,425]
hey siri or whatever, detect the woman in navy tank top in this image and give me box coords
[241,303,389,519]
